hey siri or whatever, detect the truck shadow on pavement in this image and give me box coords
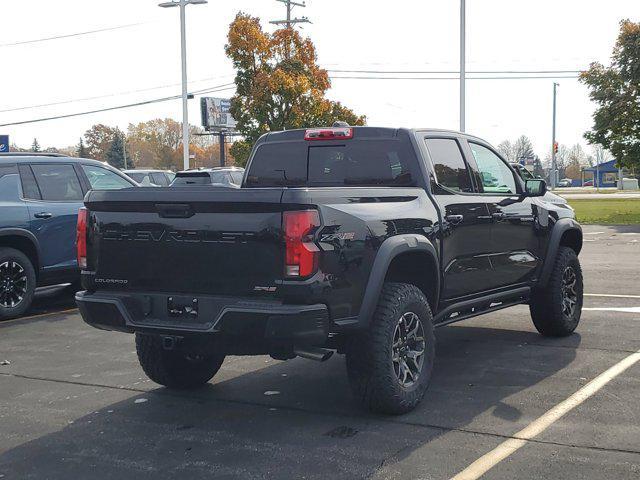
[0,324,580,480]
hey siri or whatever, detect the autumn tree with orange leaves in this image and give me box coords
[225,13,365,165]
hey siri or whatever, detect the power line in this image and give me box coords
[330,75,580,80]
[0,21,154,47]
[0,84,235,128]
[0,78,235,113]
[327,69,582,74]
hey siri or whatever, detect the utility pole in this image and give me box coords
[219,132,225,167]
[460,0,466,132]
[122,133,127,170]
[159,0,208,171]
[270,0,311,29]
[551,82,559,189]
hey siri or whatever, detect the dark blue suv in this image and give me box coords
[0,153,136,319]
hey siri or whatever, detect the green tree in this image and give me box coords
[31,138,40,152]
[580,20,640,169]
[106,131,125,169]
[77,137,87,158]
[225,13,365,166]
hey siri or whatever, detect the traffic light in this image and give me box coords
[553,142,559,154]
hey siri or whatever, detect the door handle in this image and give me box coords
[34,212,53,219]
[445,214,464,225]
[492,212,505,220]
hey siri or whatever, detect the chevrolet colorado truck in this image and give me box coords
[76,126,583,414]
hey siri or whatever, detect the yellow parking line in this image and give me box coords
[450,350,640,480]
[0,308,78,325]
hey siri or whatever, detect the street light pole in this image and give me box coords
[460,0,466,132]
[551,82,559,189]
[159,0,208,171]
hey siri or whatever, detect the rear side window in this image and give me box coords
[424,138,473,193]
[30,164,84,201]
[246,140,419,187]
[0,164,19,201]
[150,172,169,186]
[0,164,17,179]
[18,165,42,200]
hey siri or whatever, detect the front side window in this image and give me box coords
[469,143,517,195]
[82,165,132,190]
[424,138,473,192]
[30,164,84,201]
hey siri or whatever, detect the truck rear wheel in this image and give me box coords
[0,247,36,321]
[135,334,225,389]
[530,246,583,337]
[345,282,435,415]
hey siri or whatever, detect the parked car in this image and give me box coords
[510,163,569,205]
[558,178,573,188]
[122,169,175,187]
[582,180,594,187]
[0,153,136,320]
[76,127,583,414]
[170,167,244,187]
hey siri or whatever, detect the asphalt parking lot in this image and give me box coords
[1,224,639,480]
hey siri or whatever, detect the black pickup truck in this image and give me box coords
[76,126,583,414]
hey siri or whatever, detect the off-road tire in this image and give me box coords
[530,246,583,337]
[345,282,435,415]
[0,247,37,321]
[135,333,225,389]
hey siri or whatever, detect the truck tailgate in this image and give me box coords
[84,187,285,296]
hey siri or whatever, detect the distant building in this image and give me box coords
[581,160,621,187]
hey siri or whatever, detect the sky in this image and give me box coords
[1,0,638,159]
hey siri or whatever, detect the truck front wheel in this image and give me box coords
[530,246,583,337]
[345,282,435,415]
[135,334,225,389]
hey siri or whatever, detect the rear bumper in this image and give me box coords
[75,290,329,346]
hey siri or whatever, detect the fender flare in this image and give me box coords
[538,218,582,287]
[356,234,440,327]
[0,228,41,271]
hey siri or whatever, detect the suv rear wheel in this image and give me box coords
[345,282,435,415]
[530,246,583,337]
[135,334,225,389]
[0,247,37,321]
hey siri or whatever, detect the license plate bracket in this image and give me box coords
[167,296,199,318]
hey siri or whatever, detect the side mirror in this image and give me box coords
[525,179,547,197]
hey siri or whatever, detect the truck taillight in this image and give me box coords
[283,210,320,277]
[77,207,88,269]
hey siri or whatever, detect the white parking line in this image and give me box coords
[583,307,640,313]
[450,350,640,480]
[584,231,604,235]
[585,293,640,299]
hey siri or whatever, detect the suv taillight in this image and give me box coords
[77,207,88,269]
[283,210,320,277]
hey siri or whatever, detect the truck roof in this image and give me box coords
[258,126,488,144]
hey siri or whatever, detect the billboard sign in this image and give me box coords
[200,97,237,130]
[0,135,8,152]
